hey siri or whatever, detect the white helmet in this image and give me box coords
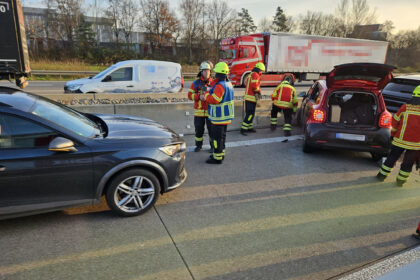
[200,61,212,71]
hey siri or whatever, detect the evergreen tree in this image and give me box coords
[76,15,97,60]
[237,8,257,34]
[272,6,290,32]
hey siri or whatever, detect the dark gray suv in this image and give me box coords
[0,87,187,220]
[382,75,420,113]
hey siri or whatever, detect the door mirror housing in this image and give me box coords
[49,137,77,152]
[102,75,112,82]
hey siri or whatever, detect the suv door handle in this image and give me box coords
[0,165,6,172]
[127,85,134,88]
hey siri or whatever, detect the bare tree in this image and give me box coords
[206,0,236,41]
[48,0,84,48]
[258,17,272,32]
[179,0,204,61]
[139,0,179,53]
[299,12,344,37]
[335,0,377,36]
[119,0,139,46]
[104,0,122,45]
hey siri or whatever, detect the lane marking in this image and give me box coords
[186,134,303,152]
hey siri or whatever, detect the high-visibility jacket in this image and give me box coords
[188,77,212,117]
[204,79,234,125]
[391,103,420,150]
[271,83,298,112]
[244,71,261,103]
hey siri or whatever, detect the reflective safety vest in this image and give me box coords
[271,83,298,112]
[244,71,261,103]
[391,103,420,150]
[188,78,212,117]
[208,80,234,125]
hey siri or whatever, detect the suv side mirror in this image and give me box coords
[102,75,112,82]
[48,137,77,152]
[298,91,307,98]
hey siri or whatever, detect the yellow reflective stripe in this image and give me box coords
[204,93,210,99]
[209,101,234,121]
[213,153,223,160]
[247,114,253,121]
[195,137,203,141]
[245,95,257,102]
[393,114,400,121]
[399,170,410,176]
[392,138,420,150]
[213,140,218,149]
[397,175,409,181]
[274,101,293,108]
[251,79,258,82]
[379,169,389,176]
[381,164,391,171]
[194,110,208,116]
[391,128,397,132]
[212,93,223,103]
[188,89,195,93]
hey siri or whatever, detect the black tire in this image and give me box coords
[242,73,250,87]
[105,169,160,217]
[296,108,302,127]
[371,152,384,162]
[302,140,314,153]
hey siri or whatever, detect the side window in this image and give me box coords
[109,67,133,81]
[239,47,249,58]
[249,46,256,57]
[0,114,57,149]
[310,84,321,102]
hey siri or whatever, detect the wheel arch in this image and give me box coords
[95,160,169,200]
[240,71,252,87]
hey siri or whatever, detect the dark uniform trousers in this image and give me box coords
[241,101,256,130]
[194,116,212,148]
[271,105,293,131]
[379,145,420,183]
[210,124,227,160]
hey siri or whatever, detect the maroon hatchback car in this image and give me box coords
[298,63,394,160]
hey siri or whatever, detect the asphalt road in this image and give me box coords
[0,80,313,96]
[1,128,420,280]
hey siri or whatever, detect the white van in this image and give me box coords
[64,60,183,94]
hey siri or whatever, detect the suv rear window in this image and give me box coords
[383,79,419,94]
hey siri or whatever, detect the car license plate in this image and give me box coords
[336,133,365,141]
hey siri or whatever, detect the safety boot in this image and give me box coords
[284,130,291,137]
[376,172,386,182]
[206,155,222,164]
[194,146,202,152]
[396,178,405,187]
[270,124,276,131]
[248,128,257,133]
[413,221,420,240]
[240,129,247,136]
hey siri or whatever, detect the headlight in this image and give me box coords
[68,84,82,91]
[159,142,186,156]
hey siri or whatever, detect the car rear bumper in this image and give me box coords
[305,123,391,155]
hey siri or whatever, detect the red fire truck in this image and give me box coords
[219,32,389,87]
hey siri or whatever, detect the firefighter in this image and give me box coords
[270,80,298,136]
[188,61,213,152]
[240,62,265,135]
[376,85,420,186]
[200,62,234,164]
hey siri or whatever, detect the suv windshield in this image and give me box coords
[220,49,236,59]
[31,98,100,138]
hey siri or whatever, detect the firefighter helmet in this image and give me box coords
[413,85,420,98]
[255,62,266,72]
[214,62,229,74]
[200,61,212,71]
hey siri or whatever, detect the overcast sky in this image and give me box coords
[23,0,419,32]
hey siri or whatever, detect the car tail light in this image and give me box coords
[310,109,326,123]
[379,111,392,128]
[181,77,184,89]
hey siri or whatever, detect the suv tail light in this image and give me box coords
[379,111,392,128]
[309,109,326,123]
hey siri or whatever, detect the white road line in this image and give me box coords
[186,134,303,152]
